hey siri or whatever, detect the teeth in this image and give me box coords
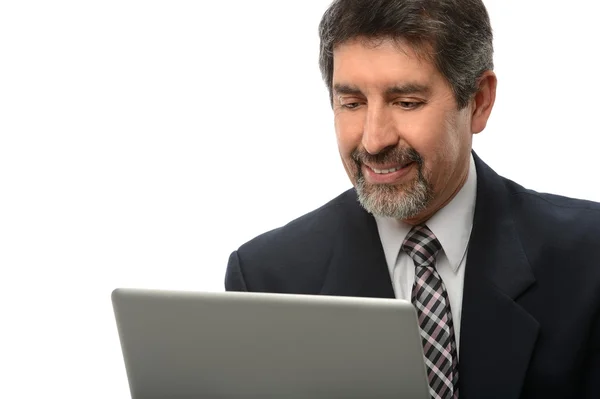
[372,166,401,174]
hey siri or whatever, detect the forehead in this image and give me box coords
[332,37,442,91]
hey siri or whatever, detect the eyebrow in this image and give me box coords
[332,83,431,97]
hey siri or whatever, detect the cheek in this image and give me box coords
[334,116,363,182]
[406,124,455,175]
[442,118,472,164]
[421,121,469,181]
[404,125,445,162]
[334,115,363,156]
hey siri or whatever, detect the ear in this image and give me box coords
[471,70,497,134]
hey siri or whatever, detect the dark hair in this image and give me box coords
[318,0,494,109]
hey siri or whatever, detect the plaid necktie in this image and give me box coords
[402,225,459,399]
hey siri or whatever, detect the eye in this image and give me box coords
[337,95,365,110]
[342,102,362,110]
[394,100,423,110]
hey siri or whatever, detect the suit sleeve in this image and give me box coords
[225,250,249,292]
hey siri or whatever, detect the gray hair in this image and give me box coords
[318,0,494,109]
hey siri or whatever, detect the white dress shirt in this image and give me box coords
[374,154,477,354]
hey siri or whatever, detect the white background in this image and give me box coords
[1,0,598,397]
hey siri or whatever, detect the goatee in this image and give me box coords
[352,147,434,220]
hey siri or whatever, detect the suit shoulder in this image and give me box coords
[229,188,360,293]
[505,179,600,268]
[506,179,600,224]
[236,188,358,259]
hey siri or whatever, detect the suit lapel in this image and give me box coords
[319,190,395,299]
[459,153,540,398]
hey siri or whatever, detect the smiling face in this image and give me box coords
[332,37,487,224]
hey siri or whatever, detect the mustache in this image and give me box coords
[351,147,423,168]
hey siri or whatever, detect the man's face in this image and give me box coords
[332,37,475,224]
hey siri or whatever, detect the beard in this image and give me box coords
[352,147,434,220]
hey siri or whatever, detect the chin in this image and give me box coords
[356,178,432,220]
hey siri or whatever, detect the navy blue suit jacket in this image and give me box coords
[225,153,600,398]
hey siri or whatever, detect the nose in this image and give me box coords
[361,105,399,155]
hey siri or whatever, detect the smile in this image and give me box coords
[371,166,403,174]
[369,161,414,174]
[362,162,416,184]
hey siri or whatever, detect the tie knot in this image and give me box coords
[401,224,442,268]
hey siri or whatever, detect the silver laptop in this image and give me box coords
[111,288,429,399]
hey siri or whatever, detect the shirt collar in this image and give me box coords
[375,153,477,273]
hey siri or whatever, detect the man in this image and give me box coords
[224,0,600,397]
